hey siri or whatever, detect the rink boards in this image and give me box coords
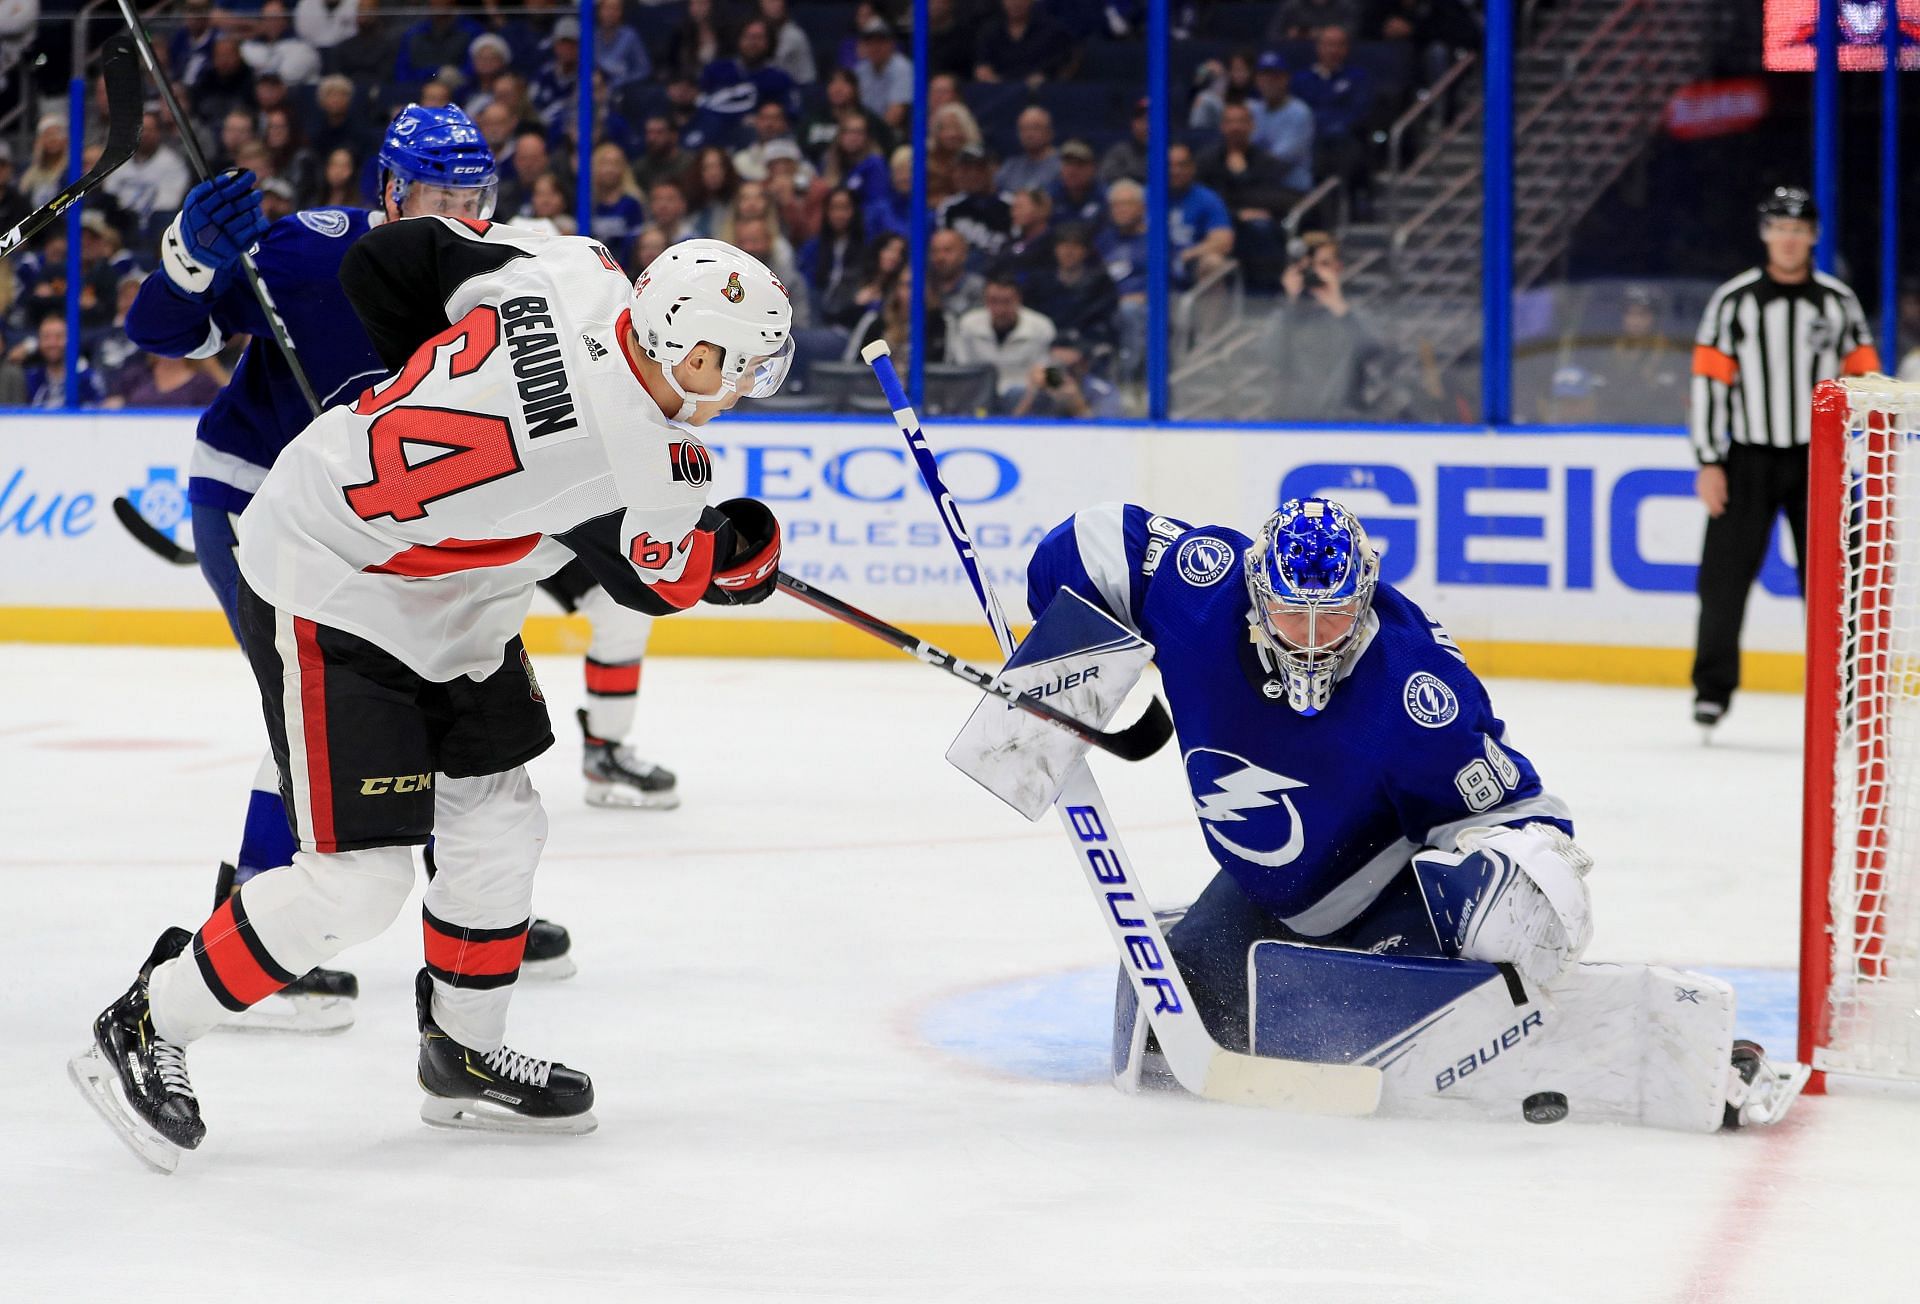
[0,412,1806,689]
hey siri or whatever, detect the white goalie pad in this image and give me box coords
[946,589,1153,820]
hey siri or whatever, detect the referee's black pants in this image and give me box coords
[1691,443,1807,708]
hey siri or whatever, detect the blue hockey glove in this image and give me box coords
[161,170,267,295]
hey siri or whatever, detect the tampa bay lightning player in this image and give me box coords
[1022,498,1806,1130]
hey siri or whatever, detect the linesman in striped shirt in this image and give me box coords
[1688,186,1879,732]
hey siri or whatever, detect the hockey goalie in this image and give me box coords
[954,497,1809,1132]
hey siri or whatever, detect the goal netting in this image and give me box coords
[1802,376,1920,1085]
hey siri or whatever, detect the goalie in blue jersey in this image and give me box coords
[1015,497,1806,1131]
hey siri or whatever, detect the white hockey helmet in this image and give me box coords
[631,239,795,416]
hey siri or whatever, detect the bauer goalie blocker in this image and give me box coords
[1803,377,1920,1087]
[947,589,1154,820]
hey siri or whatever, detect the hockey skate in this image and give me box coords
[521,916,577,982]
[414,969,596,1135]
[210,863,358,1034]
[68,927,206,1174]
[579,708,679,809]
[1723,1039,1812,1128]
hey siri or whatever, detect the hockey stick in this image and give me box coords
[0,34,141,260]
[775,571,1171,762]
[113,495,197,565]
[111,0,323,416]
[860,340,1382,1115]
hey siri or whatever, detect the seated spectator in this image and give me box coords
[1292,26,1375,200]
[733,100,799,182]
[764,142,822,243]
[666,0,733,82]
[848,276,933,377]
[334,0,400,91]
[213,110,259,173]
[104,112,192,236]
[0,147,24,245]
[1001,188,1055,283]
[294,0,359,53]
[496,127,551,218]
[464,34,515,114]
[853,17,912,135]
[110,353,225,410]
[1049,140,1106,231]
[234,142,279,192]
[1587,284,1688,426]
[1251,53,1315,193]
[821,113,889,208]
[950,275,1058,401]
[243,1,322,84]
[927,73,963,115]
[311,74,377,163]
[595,0,653,89]
[634,224,671,270]
[927,101,984,206]
[1024,224,1117,347]
[721,180,780,241]
[647,178,694,243]
[1189,49,1257,131]
[1199,101,1302,227]
[1099,99,1148,186]
[798,186,868,329]
[974,0,1074,88]
[588,141,646,270]
[316,147,364,208]
[634,115,691,192]
[1168,143,1234,286]
[928,227,986,323]
[479,0,553,74]
[171,0,221,86]
[760,0,818,85]
[17,315,105,408]
[1266,230,1379,419]
[996,106,1061,198]
[394,0,480,85]
[192,39,255,132]
[252,71,295,132]
[1095,179,1148,380]
[1267,0,1365,41]
[514,172,577,235]
[1009,333,1124,419]
[260,176,300,225]
[262,107,319,204]
[731,213,811,327]
[694,18,799,150]
[866,146,913,239]
[91,271,148,388]
[802,69,890,164]
[688,146,742,238]
[490,74,542,137]
[475,99,517,158]
[938,143,1012,262]
[532,17,583,132]
[853,233,908,325]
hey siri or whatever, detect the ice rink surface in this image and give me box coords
[5,643,1917,1303]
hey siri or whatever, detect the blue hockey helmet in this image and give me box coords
[1244,498,1379,715]
[378,104,498,219]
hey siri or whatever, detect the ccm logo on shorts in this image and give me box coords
[360,773,434,796]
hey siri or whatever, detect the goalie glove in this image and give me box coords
[162,170,267,296]
[1412,823,1594,987]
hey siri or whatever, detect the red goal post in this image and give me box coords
[1801,376,1920,1091]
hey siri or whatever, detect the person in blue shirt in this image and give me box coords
[592,0,654,89]
[530,16,582,132]
[692,18,798,152]
[1290,25,1376,202]
[22,315,106,407]
[1250,52,1316,193]
[1167,143,1234,288]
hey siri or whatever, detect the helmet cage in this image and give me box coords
[1244,499,1380,715]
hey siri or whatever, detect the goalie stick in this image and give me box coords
[0,34,140,260]
[776,572,1171,762]
[861,340,1382,1115]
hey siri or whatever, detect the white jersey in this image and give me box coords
[238,217,723,680]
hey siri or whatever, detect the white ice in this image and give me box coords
[4,644,1916,1303]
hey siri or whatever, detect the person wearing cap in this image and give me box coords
[242,1,322,84]
[530,15,583,131]
[462,33,514,112]
[1686,185,1880,734]
[854,16,912,133]
[937,142,1012,261]
[996,105,1062,198]
[1100,99,1149,186]
[1251,51,1314,192]
[294,0,361,52]
[731,99,800,182]
[974,0,1074,89]
[1048,140,1105,231]
[104,111,193,238]
[394,0,480,85]
[311,75,376,163]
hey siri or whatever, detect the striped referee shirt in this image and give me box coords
[1689,268,1879,464]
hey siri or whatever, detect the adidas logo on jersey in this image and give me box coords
[582,334,607,361]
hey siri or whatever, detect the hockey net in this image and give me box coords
[1802,377,1920,1087]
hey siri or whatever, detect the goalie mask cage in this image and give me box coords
[1801,376,1920,1091]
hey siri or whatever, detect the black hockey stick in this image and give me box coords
[111,0,323,416]
[776,572,1172,762]
[113,495,197,565]
[0,34,141,259]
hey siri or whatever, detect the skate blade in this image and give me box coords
[583,781,681,811]
[419,1093,597,1136]
[67,1048,183,1175]
[216,991,355,1036]
[520,955,578,982]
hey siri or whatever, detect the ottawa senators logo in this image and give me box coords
[668,439,712,486]
[722,271,745,303]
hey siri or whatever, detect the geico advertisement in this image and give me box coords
[0,416,1804,654]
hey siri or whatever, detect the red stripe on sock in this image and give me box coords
[293,618,336,852]
[584,659,641,696]
[196,899,289,1007]
[423,919,528,978]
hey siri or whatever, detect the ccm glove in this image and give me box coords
[703,497,781,605]
[162,170,267,295]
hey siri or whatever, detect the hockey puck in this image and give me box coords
[1523,1091,1569,1124]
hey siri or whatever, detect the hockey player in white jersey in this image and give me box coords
[71,228,792,1170]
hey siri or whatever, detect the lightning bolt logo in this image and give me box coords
[1185,748,1308,867]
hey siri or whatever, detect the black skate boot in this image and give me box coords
[414,969,595,1134]
[579,708,680,809]
[68,926,206,1173]
[212,861,357,1034]
[422,844,576,981]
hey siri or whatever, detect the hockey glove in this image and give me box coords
[162,170,267,296]
[1412,823,1593,986]
[703,497,781,605]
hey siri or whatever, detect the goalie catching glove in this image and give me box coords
[161,170,268,296]
[1413,822,1594,986]
[702,497,780,605]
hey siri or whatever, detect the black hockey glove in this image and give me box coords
[703,497,781,605]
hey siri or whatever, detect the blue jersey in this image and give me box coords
[1025,503,1571,933]
[125,208,392,515]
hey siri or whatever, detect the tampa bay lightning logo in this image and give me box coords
[1185,748,1308,867]
[297,209,351,238]
[1403,672,1459,728]
[1175,537,1234,587]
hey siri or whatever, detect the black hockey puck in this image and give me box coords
[1523,1091,1569,1124]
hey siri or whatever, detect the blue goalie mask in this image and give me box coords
[379,104,498,219]
[1244,498,1379,715]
